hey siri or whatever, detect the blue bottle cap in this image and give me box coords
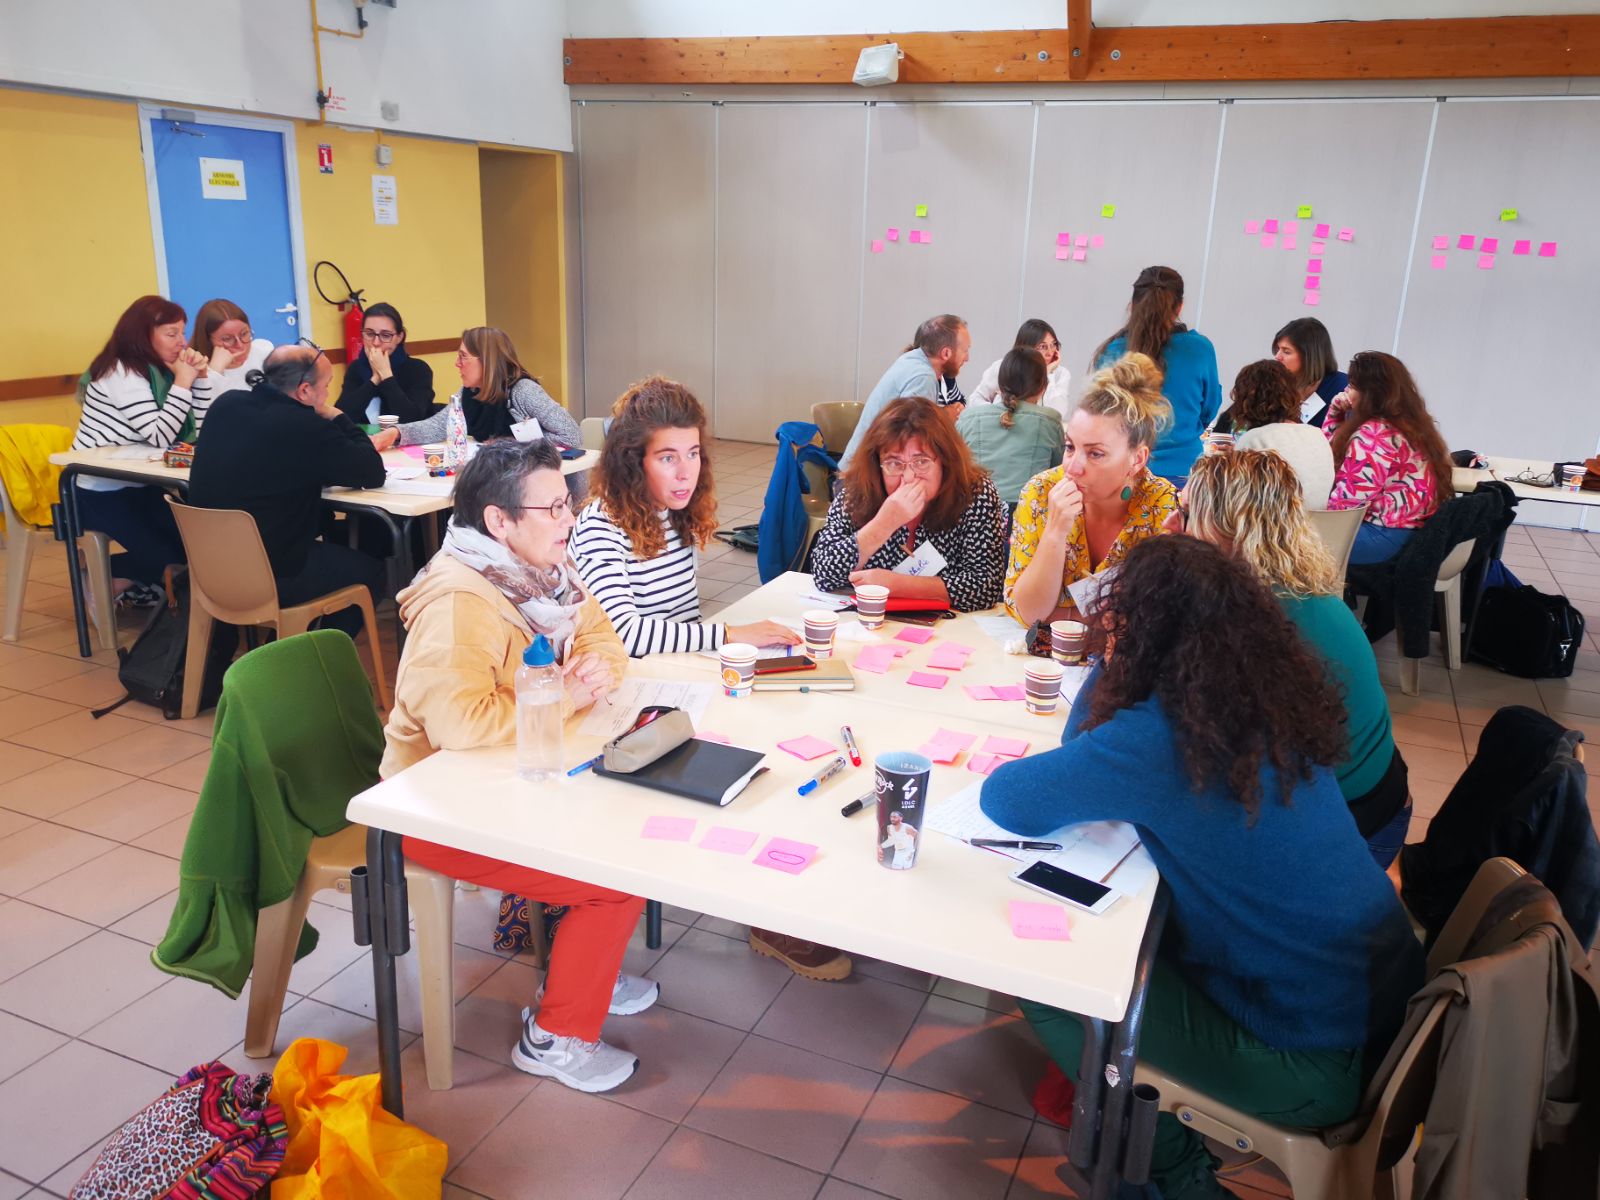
[523,634,555,667]
[797,780,818,796]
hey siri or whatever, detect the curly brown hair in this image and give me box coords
[841,397,987,532]
[589,376,720,559]
[1229,359,1301,432]
[1081,536,1347,817]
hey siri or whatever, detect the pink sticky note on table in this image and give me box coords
[1263,218,1279,234]
[1009,900,1071,941]
[1315,223,1332,240]
[963,685,997,701]
[1430,255,1447,270]
[1075,235,1088,248]
[699,826,758,855]
[895,627,935,644]
[966,752,1003,776]
[927,645,971,670]
[1337,228,1354,242]
[907,671,948,690]
[1307,258,1322,274]
[1478,253,1496,270]
[1260,234,1277,249]
[853,644,899,675]
[401,445,427,460]
[1055,246,1071,261]
[1457,234,1475,250]
[778,735,836,761]
[1431,235,1448,250]
[919,742,962,764]
[981,735,1029,758]
[870,240,885,254]
[930,729,977,752]
[992,684,1026,701]
[1305,275,1321,290]
[1072,249,1086,261]
[1244,220,1260,235]
[1282,235,1297,251]
[886,227,900,242]
[1513,239,1532,255]
[1056,231,1071,246]
[695,731,732,745]
[754,837,818,875]
[1090,234,1104,248]
[1480,237,1499,254]
[1304,291,1321,307]
[1539,241,1558,258]
[642,815,696,842]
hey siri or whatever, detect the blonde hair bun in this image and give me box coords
[1079,352,1173,449]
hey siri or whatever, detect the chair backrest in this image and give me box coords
[1426,857,1528,972]
[811,402,864,456]
[798,455,832,520]
[580,417,607,451]
[1307,503,1367,581]
[1435,538,1475,585]
[165,497,282,626]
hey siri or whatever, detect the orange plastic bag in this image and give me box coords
[270,1037,447,1198]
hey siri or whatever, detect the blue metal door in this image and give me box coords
[146,116,302,346]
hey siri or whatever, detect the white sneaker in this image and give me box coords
[512,1018,638,1093]
[531,972,660,1018]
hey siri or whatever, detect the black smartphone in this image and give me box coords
[1011,860,1118,915]
[754,655,816,675]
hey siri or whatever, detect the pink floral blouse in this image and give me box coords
[1324,401,1439,529]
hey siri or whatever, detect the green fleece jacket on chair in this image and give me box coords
[153,630,385,998]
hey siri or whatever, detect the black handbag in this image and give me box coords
[92,567,232,719]
[1470,583,1586,679]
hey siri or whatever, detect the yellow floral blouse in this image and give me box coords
[1004,468,1179,625]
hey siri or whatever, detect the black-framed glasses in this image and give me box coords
[297,336,325,359]
[361,329,399,344]
[1509,467,1555,488]
[503,497,574,521]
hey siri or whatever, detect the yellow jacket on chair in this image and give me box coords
[0,423,74,530]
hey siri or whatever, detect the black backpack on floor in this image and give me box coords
[1470,583,1587,679]
[93,567,233,720]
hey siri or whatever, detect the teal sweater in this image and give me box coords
[955,402,1064,503]
[981,671,1423,1053]
[1097,329,1221,478]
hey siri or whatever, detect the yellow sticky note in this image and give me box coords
[1500,208,1519,222]
[915,203,928,218]
[1297,204,1313,219]
[1100,203,1116,219]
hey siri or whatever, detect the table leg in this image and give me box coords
[645,899,663,950]
[360,827,411,1119]
[52,467,93,658]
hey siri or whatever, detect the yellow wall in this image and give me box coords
[0,85,489,425]
[479,147,569,404]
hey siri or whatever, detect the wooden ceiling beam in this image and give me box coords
[562,15,1600,86]
[1067,0,1092,82]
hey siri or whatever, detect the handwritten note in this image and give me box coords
[1297,204,1313,219]
[1337,228,1354,242]
[699,826,759,855]
[981,736,1029,758]
[754,837,819,875]
[895,627,936,645]
[778,735,837,761]
[1513,239,1532,256]
[1500,208,1519,222]
[642,816,696,842]
[907,671,949,690]
[1315,223,1332,240]
[1010,900,1071,941]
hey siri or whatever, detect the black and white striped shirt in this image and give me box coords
[569,504,722,657]
[72,364,211,490]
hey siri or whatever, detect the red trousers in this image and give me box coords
[404,837,644,1042]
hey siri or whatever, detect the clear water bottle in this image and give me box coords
[445,393,469,472]
[515,634,563,782]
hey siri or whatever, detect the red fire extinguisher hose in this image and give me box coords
[312,260,366,363]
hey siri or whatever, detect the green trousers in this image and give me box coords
[1022,961,1365,1200]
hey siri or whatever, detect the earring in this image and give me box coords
[1120,482,1133,502]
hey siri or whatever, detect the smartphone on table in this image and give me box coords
[1010,860,1119,916]
[754,655,816,675]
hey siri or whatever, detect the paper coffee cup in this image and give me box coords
[1205,432,1235,454]
[854,584,890,629]
[422,443,448,476]
[1049,619,1088,665]
[377,414,400,430]
[874,751,931,871]
[1024,659,1066,716]
[1562,466,1585,492]
[802,609,840,660]
[719,642,758,697]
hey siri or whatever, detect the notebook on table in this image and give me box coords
[752,657,856,691]
[594,737,768,806]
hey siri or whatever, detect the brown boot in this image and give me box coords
[748,927,852,981]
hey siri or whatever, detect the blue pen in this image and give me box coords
[567,755,601,777]
[798,756,847,796]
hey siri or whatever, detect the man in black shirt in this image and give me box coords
[188,344,388,640]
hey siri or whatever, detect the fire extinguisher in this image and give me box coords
[313,261,366,362]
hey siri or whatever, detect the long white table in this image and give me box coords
[1454,455,1600,522]
[346,575,1164,1199]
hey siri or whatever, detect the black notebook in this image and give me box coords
[595,738,768,807]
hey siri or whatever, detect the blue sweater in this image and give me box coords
[1097,329,1221,479]
[980,673,1423,1053]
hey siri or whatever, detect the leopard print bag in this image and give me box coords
[69,1062,287,1200]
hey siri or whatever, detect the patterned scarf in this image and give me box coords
[439,520,587,655]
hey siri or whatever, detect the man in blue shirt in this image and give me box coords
[840,314,970,467]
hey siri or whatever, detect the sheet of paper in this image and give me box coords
[754,837,818,875]
[778,735,836,761]
[1010,900,1071,941]
[795,588,850,612]
[981,735,1029,758]
[895,626,935,645]
[371,174,398,225]
[699,826,758,854]
[378,477,455,497]
[1066,565,1119,615]
[907,671,948,690]
[642,815,696,841]
[576,678,716,740]
[892,540,948,578]
[927,645,971,670]
[103,446,163,461]
[385,466,425,480]
[972,612,1026,645]
[696,731,732,745]
[853,644,900,674]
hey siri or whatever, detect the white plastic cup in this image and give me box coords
[854,584,890,630]
[719,642,758,697]
[802,609,840,660]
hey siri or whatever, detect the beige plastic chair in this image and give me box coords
[811,402,864,457]
[1,473,117,651]
[166,498,389,719]
[1132,858,1528,1200]
[580,417,607,451]
[793,448,833,572]
[1306,503,1367,584]
[245,823,461,1090]
[1395,537,1476,696]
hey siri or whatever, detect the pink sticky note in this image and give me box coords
[1075,235,1088,248]
[1513,239,1532,256]
[907,671,948,690]
[1284,220,1299,235]
[1539,241,1558,258]
[1457,234,1475,250]
[401,445,427,461]
[1304,290,1321,307]
[1072,249,1086,262]
[1430,255,1447,270]
[1337,228,1354,242]
[895,627,935,644]
[1260,234,1277,249]
[1090,234,1104,248]
[1009,900,1071,941]
[1431,235,1448,250]
[966,752,1003,776]
[1480,237,1499,254]
[918,742,962,764]
[642,815,696,842]
[1315,223,1332,240]
[699,826,758,854]
[778,735,836,761]
[907,230,922,244]
[853,644,899,675]
[886,227,900,242]
[963,685,997,701]
[1055,246,1071,261]
[1263,218,1280,234]
[1311,241,1327,255]
[870,240,885,254]
[1056,232,1071,246]
[695,731,732,745]
[1282,235,1297,251]
[919,231,932,244]
[1244,220,1260,235]
[927,645,971,670]
[1305,275,1321,290]
[1477,253,1495,270]
[754,837,818,875]
[981,735,1029,758]
[930,729,978,752]
[1307,258,1323,274]
[992,685,1026,701]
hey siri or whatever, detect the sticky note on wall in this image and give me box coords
[1055,246,1070,261]
[1337,228,1354,242]
[1263,218,1280,234]
[1244,220,1260,235]
[1500,208,1519,221]
[1432,235,1448,250]
[1100,203,1116,218]
[1480,237,1499,254]
[915,203,928,218]
[1513,240,1531,256]
[1457,234,1476,250]
[1304,291,1321,307]
[1539,241,1558,257]
[870,240,884,253]
[886,227,900,242]
[1430,255,1447,270]
[1057,232,1071,246]
[1478,254,1496,270]
[1297,204,1313,218]
[1315,223,1332,240]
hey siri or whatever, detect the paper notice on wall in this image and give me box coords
[199,158,247,201]
[372,174,399,226]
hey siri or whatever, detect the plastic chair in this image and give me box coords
[580,417,607,451]
[794,454,832,571]
[165,497,389,719]
[1131,858,1529,1200]
[811,402,864,458]
[1,465,117,651]
[1396,537,1475,696]
[1306,503,1367,584]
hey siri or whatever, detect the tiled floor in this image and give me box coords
[2,441,1598,1198]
